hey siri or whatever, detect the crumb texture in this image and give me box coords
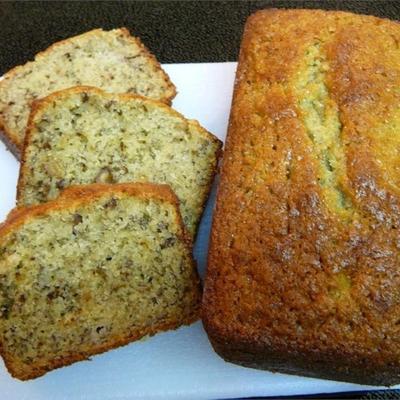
[0,28,175,148]
[293,41,354,219]
[0,184,200,379]
[203,9,400,385]
[18,87,221,237]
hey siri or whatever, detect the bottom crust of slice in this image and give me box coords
[0,126,20,159]
[4,309,200,381]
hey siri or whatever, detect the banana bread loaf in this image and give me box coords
[17,86,222,237]
[203,9,400,385]
[0,28,176,154]
[0,183,200,380]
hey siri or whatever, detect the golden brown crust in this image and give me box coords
[6,182,180,240]
[16,85,222,218]
[203,9,400,386]
[0,28,176,153]
[0,182,200,380]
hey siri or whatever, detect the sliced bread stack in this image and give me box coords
[0,28,176,155]
[0,29,221,379]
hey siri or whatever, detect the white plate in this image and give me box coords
[0,62,395,399]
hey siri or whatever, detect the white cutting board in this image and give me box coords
[0,62,395,399]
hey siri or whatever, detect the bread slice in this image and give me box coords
[0,182,201,380]
[0,28,176,154]
[17,86,222,238]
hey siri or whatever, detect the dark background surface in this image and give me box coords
[1,1,400,75]
[0,1,399,399]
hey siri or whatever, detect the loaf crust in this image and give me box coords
[0,28,176,154]
[203,9,400,385]
[0,183,200,380]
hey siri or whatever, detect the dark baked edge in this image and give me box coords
[206,330,399,386]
